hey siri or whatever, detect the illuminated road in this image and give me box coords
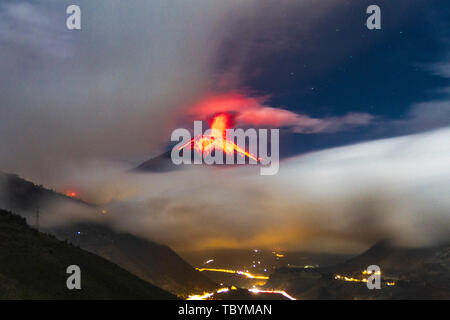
[187,287,296,300]
[187,287,233,300]
[190,266,395,300]
[196,267,269,280]
[190,264,295,300]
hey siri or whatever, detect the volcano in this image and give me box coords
[134,113,261,173]
[133,149,182,172]
[133,147,261,173]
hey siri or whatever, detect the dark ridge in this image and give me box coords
[0,208,176,299]
[49,222,219,297]
[0,170,218,296]
[0,171,95,211]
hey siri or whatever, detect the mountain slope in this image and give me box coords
[134,150,182,172]
[49,222,218,296]
[324,240,447,277]
[134,146,261,173]
[265,241,450,299]
[0,209,175,299]
[0,171,93,213]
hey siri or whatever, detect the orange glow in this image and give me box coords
[177,113,260,162]
[209,113,232,137]
[65,191,78,198]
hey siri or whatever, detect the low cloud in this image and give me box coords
[41,126,450,253]
[381,93,450,135]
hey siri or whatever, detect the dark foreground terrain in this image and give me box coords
[0,171,217,297]
[3,171,450,300]
[0,208,175,299]
[49,222,218,297]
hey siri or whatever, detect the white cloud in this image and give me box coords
[51,127,450,253]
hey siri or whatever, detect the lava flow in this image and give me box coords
[176,113,260,162]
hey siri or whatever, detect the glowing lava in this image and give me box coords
[176,113,260,162]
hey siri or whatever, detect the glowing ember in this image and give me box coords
[177,113,260,162]
[66,191,77,197]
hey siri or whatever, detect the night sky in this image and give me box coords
[215,0,450,157]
